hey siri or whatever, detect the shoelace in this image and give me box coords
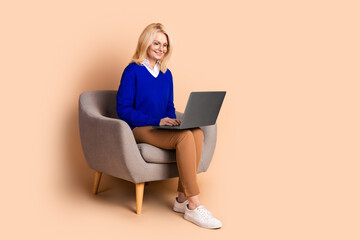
[196,206,213,219]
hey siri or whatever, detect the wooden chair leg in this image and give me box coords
[135,183,145,214]
[93,171,102,194]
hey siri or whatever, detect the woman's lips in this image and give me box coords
[155,51,162,56]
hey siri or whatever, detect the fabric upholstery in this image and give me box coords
[137,143,176,164]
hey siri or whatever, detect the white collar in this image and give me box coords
[142,59,160,78]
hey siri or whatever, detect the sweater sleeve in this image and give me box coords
[165,72,177,119]
[116,66,161,127]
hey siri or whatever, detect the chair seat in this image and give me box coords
[137,143,176,164]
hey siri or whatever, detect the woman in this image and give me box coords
[116,23,222,229]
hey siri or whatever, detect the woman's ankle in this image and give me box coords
[177,192,187,202]
[187,195,201,209]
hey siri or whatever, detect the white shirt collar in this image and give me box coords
[142,59,160,78]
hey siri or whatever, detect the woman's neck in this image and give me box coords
[147,59,157,69]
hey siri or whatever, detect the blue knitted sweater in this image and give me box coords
[116,62,176,130]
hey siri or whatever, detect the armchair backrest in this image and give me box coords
[79,90,119,119]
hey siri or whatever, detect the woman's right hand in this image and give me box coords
[160,117,182,126]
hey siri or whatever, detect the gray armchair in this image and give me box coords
[78,90,217,214]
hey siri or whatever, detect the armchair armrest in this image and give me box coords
[79,96,149,183]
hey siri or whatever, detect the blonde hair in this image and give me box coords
[130,23,173,73]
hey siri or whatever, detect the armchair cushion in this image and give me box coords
[137,143,176,164]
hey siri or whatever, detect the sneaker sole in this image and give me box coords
[184,214,222,229]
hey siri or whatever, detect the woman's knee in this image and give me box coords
[191,128,204,142]
[177,129,193,142]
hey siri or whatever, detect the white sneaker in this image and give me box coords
[184,204,222,229]
[173,197,189,213]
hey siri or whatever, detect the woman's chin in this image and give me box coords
[154,54,163,59]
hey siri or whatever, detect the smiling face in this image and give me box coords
[146,31,168,66]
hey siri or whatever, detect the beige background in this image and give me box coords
[1,0,359,239]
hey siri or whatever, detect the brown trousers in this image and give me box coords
[132,126,204,197]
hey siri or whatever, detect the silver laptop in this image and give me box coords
[153,91,226,130]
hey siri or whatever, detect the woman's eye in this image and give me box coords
[154,42,159,45]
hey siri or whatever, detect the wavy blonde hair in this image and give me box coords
[130,23,173,73]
